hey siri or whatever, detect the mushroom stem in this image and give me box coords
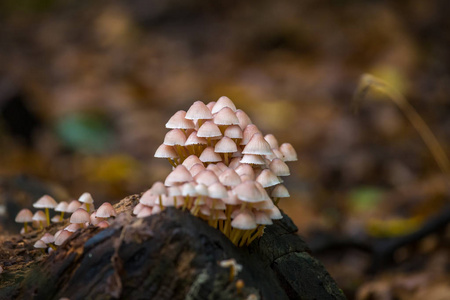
[173,196,177,208]
[191,197,202,216]
[223,206,232,237]
[239,230,253,247]
[224,153,229,166]
[274,197,280,205]
[167,158,177,168]
[48,243,57,250]
[236,279,244,294]
[39,221,43,230]
[158,195,163,210]
[246,225,265,245]
[60,211,65,219]
[231,229,244,245]
[229,265,235,282]
[45,208,50,227]
[86,203,91,213]
[24,222,28,234]
[175,145,184,161]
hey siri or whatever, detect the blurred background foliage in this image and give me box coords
[1,0,450,298]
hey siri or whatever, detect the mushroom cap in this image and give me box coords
[242,133,273,156]
[223,190,241,205]
[211,96,237,114]
[216,162,228,172]
[194,170,219,186]
[206,101,216,111]
[164,165,193,186]
[89,211,101,225]
[208,182,228,199]
[151,205,162,215]
[164,130,186,148]
[271,184,290,198]
[253,198,275,210]
[272,149,284,160]
[269,158,290,176]
[40,233,55,244]
[182,155,204,170]
[34,240,47,249]
[51,215,63,223]
[96,202,117,218]
[54,230,72,246]
[213,107,239,126]
[240,154,266,165]
[67,200,82,213]
[150,181,167,196]
[165,110,195,129]
[32,210,46,221]
[264,134,279,149]
[224,125,243,139]
[189,163,206,177]
[214,137,237,153]
[199,147,222,163]
[132,203,145,215]
[136,206,153,218]
[254,211,273,225]
[256,169,281,188]
[78,192,94,204]
[266,206,283,220]
[70,208,90,224]
[254,181,271,201]
[181,182,197,197]
[218,168,242,187]
[231,210,257,230]
[235,109,252,130]
[195,183,209,196]
[154,144,179,159]
[234,164,255,179]
[54,201,69,212]
[163,129,187,146]
[167,186,182,197]
[140,190,158,206]
[233,181,265,203]
[185,101,213,120]
[240,124,261,146]
[15,208,33,223]
[279,143,298,161]
[33,195,58,209]
[65,223,82,232]
[197,121,222,139]
[228,157,242,169]
[97,221,110,228]
[185,131,208,146]
[206,164,223,176]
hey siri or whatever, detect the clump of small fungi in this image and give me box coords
[14,96,296,251]
[138,96,297,246]
[15,192,117,254]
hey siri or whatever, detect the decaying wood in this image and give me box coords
[0,194,346,300]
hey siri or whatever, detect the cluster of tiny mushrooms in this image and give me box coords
[15,96,297,253]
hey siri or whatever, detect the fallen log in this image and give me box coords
[0,194,346,300]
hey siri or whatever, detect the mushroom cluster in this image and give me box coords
[137,97,297,246]
[15,193,117,253]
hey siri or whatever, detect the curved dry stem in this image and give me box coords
[354,74,450,185]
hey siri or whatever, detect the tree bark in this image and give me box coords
[0,194,346,300]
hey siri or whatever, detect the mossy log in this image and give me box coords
[0,195,346,300]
